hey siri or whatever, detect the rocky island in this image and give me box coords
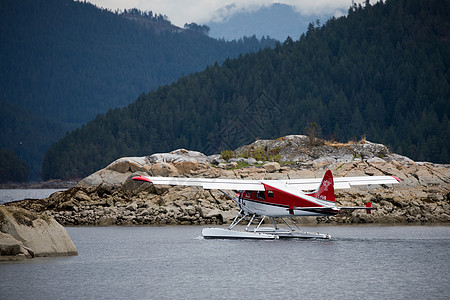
[6,135,449,227]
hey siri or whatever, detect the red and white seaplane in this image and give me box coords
[132,170,400,239]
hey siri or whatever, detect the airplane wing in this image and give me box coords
[285,175,400,190]
[132,173,399,191]
[132,175,265,191]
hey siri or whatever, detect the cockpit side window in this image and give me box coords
[257,191,265,199]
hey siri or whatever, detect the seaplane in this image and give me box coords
[132,170,400,239]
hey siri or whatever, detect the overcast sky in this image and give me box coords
[85,0,372,27]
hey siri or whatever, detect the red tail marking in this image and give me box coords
[390,175,401,182]
[307,170,335,202]
[366,202,372,214]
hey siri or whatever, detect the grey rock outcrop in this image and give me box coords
[148,148,209,164]
[235,135,391,163]
[77,149,209,192]
[8,137,450,226]
[0,206,78,261]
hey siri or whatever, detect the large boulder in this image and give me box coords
[263,162,281,173]
[150,162,179,177]
[0,206,78,261]
[105,156,150,173]
[77,149,209,191]
[148,149,209,164]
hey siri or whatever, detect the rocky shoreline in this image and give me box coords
[6,136,450,227]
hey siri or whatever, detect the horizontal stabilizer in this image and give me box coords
[338,206,376,210]
[287,175,400,190]
[339,202,376,214]
[293,206,339,211]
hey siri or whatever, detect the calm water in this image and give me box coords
[0,189,64,204]
[1,225,449,299]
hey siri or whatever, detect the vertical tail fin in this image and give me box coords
[307,170,335,202]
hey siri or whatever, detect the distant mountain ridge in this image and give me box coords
[0,0,275,180]
[207,3,336,41]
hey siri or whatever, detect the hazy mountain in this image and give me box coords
[207,3,337,41]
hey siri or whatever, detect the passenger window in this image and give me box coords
[257,191,265,199]
[267,191,274,197]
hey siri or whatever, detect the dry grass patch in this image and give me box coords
[324,137,368,147]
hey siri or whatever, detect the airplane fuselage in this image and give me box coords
[236,189,339,217]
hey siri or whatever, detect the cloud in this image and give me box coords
[208,1,275,23]
[86,0,370,27]
[283,0,353,16]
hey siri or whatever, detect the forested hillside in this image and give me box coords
[0,101,65,182]
[43,0,449,180]
[0,0,275,179]
[0,148,29,183]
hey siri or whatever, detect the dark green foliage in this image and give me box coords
[0,148,29,183]
[0,101,69,180]
[43,0,450,179]
[0,0,276,180]
[121,8,170,24]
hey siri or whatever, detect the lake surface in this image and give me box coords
[1,225,449,299]
[0,189,64,204]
